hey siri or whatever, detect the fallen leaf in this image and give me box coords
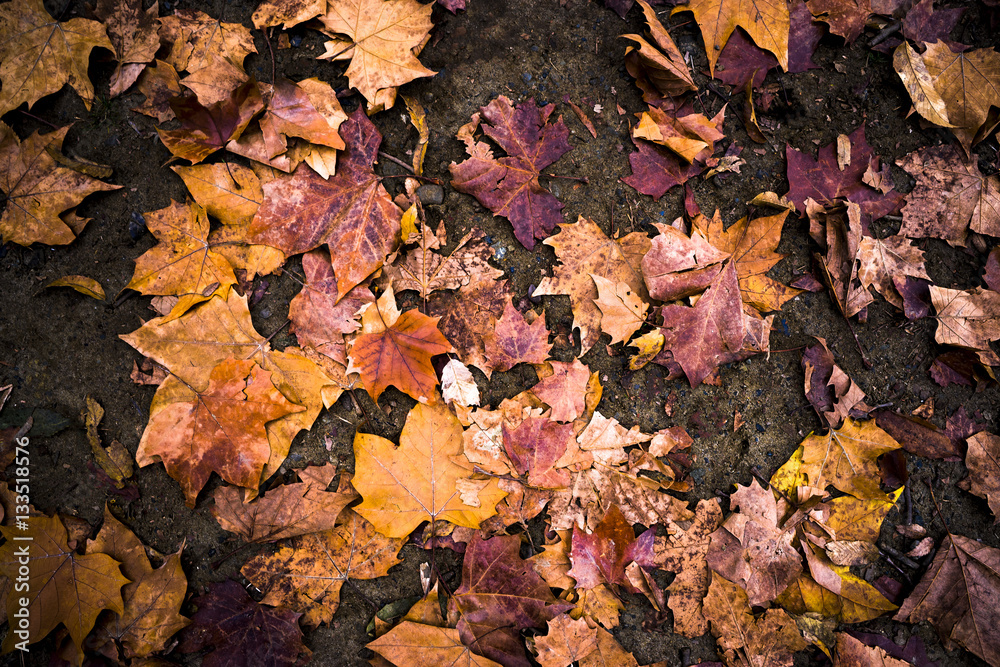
[633,104,725,163]
[347,287,453,403]
[895,533,1000,665]
[530,360,594,422]
[503,417,572,488]
[242,510,405,627]
[368,621,503,666]
[87,508,189,658]
[672,0,789,75]
[641,219,730,302]
[317,0,435,111]
[0,0,113,115]
[428,278,512,372]
[0,515,129,651]
[92,0,159,97]
[137,358,302,506]
[893,41,954,129]
[534,613,599,667]
[211,464,358,543]
[591,274,649,345]
[353,402,505,538]
[450,96,572,249]
[702,572,808,667]
[482,302,551,377]
[387,226,503,299]
[441,359,481,407]
[0,123,121,246]
[83,396,133,488]
[798,418,902,499]
[252,0,326,29]
[257,77,347,159]
[621,0,697,98]
[248,108,402,300]
[178,580,310,666]
[716,28,779,89]
[855,235,931,311]
[834,632,910,667]
[802,337,870,427]
[156,80,264,163]
[568,505,636,590]
[533,216,651,354]
[132,59,184,122]
[896,144,1000,246]
[45,275,105,300]
[580,627,640,667]
[622,134,707,200]
[874,410,962,461]
[449,534,572,667]
[929,285,1000,365]
[965,432,1000,522]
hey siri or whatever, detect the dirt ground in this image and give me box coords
[1,0,999,664]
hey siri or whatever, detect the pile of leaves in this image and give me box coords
[0,0,999,665]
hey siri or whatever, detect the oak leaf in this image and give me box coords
[137,358,303,506]
[242,510,405,627]
[533,216,651,354]
[369,621,503,666]
[0,0,113,115]
[530,360,594,423]
[702,572,807,667]
[159,9,257,105]
[965,432,1000,521]
[707,479,803,606]
[317,0,435,111]
[0,515,129,651]
[621,0,698,98]
[653,498,723,637]
[929,285,1000,366]
[353,402,505,538]
[591,274,648,345]
[288,249,374,364]
[248,108,402,300]
[211,463,358,543]
[156,80,264,164]
[87,508,189,658]
[0,123,121,246]
[671,0,790,75]
[894,532,1000,665]
[798,418,902,499]
[896,144,1000,246]
[178,580,310,667]
[450,96,572,249]
[347,287,453,403]
[481,302,551,377]
[449,534,572,667]
[92,0,160,97]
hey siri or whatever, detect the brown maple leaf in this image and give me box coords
[894,532,1000,665]
[136,358,303,506]
[482,302,551,378]
[965,432,1000,522]
[257,77,348,159]
[353,402,506,538]
[87,508,189,659]
[248,108,402,300]
[317,0,435,112]
[802,337,871,427]
[641,219,730,302]
[672,0,789,75]
[242,509,405,627]
[0,515,129,651]
[387,226,503,299]
[855,235,931,311]
[428,278,513,372]
[929,285,1000,366]
[347,287,453,403]
[252,0,326,29]
[92,0,159,97]
[132,59,184,122]
[0,123,121,246]
[0,0,113,115]
[533,216,651,354]
[533,614,599,667]
[450,96,572,250]
[157,80,264,164]
[368,621,504,667]
[633,104,726,163]
[621,0,698,99]
[591,274,648,345]
[567,505,636,590]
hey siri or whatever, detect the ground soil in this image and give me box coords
[1,0,999,665]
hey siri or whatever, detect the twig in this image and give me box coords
[379,151,415,173]
[19,110,59,130]
[878,544,920,570]
[904,484,913,526]
[870,20,902,46]
[263,27,276,84]
[542,173,589,184]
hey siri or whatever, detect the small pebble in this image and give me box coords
[128,212,146,240]
[417,184,444,205]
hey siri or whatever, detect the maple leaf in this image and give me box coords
[702,572,808,667]
[428,278,513,372]
[288,249,373,364]
[801,337,870,427]
[707,479,803,606]
[157,80,264,164]
[893,41,955,130]
[450,96,572,249]
[480,302,551,377]
[591,274,648,345]
[449,534,573,667]
[347,287,453,403]
[387,227,503,299]
[530,360,594,423]
[621,0,698,98]
[806,200,875,318]
[671,0,790,76]
[133,59,184,122]
[653,498,723,637]
[894,532,1000,665]
[257,77,347,159]
[928,285,1000,366]
[92,0,160,97]
[533,216,651,354]
[353,402,506,538]
[634,104,726,163]
[797,418,902,500]
[0,515,129,651]
[369,621,503,666]
[896,144,1000,246]
[534,613,599,667]
[964,432,1000,521]
[855,235,931,312]
[249,108,402,300]
[785,125,903,226]
[242,509,405,627]
[622,134,708,200]
[159,8,257,105]
[317,0,435,111]
[211,463,358,543]
[567,504,636,590]
[804,0,874,43]
[835,633,910,667]
[0,123,121,246]
[87,508,189,658]
[137,358,303,506]
[125,200,238,317]
[641,220,731,302]
[503,417,572,488]
[178,580,311,666]
[252,0,326,29]
[0,0,112,115]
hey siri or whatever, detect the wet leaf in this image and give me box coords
[798,418,902,499]
[369,621,503,666]
[156,80,264,164]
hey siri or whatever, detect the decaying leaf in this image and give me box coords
[798,418,902,500]
[965,432,1000,521]
[929,285,1000,366]
[45,275,105,300]
[672,0,790,75]
[441,358,481,407]
[482,302,551,377]
[156,80,264,163]
[530,360,594,423]
[368,621,503,666]
[621,0,698,98]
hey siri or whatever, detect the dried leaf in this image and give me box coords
[672,0,789,75]
[929,285,1000,365]
[534,613,599,667]
[441,359,480,407]
[621,0,697,98]
[893,41,954,129]
[482,302,551,377]
[156,81,264,163]
[45,275,105,300]
[368,621,503,666]
[530,360,593,423]
[798,418,902,499]
[965,432,1000,522]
